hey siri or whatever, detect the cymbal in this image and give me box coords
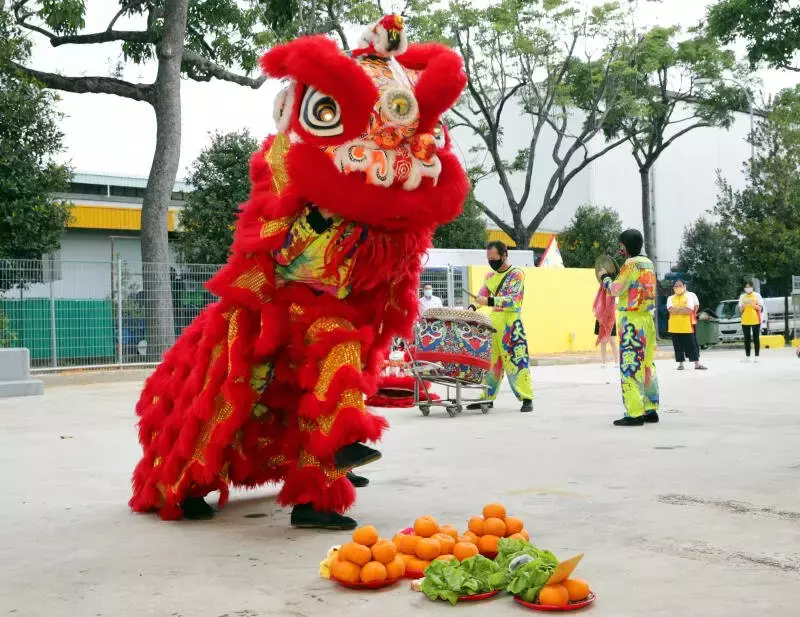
[594,255,619,283]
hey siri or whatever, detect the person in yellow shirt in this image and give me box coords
[737,281,764,362]
[667,280,707,371]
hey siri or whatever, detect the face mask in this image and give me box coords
[489,259,504,271]
[674,288,685,295]
[617,248,627,258]
[744,287,753,294]
[424,289,432,298]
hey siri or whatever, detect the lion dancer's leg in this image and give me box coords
[277,297,387,529]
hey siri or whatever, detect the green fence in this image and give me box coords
[0,299,115,365]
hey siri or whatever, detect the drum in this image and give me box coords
[414,308,496,384]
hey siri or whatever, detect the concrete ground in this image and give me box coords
[1,348,798,617]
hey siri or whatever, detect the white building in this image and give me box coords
[450,99,753,273]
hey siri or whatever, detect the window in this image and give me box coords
[68,182,107,196]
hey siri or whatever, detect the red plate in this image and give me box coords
[480,550,498,560]
[332,577,401,590]
[459,589,502,602]
[513,592,596,612]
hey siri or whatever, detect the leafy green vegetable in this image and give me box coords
[420,556,502,605]
[489,538,559,601]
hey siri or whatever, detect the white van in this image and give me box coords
[716,299,768,343]
[764,297,799,336]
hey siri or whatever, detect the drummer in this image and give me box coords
[468,241,534,413]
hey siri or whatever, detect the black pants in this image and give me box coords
[743,325,760,357]
[673,333,699,363]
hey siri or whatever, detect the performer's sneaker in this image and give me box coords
[347,471,369,488]
[466,402,492,410]
[290,503,357,530]
[520,399,533,413]
[613,416,644,426]
[335,442,381,470]
[181,496,215,520]
[643,412,660,424]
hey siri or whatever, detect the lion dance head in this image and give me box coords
[257,14,469,231]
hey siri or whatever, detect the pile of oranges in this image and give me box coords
[392,516,480,573]
[331,525,406,585]
[538,579,591,606]
[464,503,529,556]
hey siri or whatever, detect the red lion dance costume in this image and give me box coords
[129,15,468,529]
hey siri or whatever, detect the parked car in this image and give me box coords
[716,299,767,343]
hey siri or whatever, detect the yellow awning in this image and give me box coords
[67,204,177,232]
[487,229,554,250]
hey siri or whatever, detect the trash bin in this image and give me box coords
[695,309,719,349]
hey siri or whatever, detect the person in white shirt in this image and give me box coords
[418,284,443,313]
[685,288,702,364]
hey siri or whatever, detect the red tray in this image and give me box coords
[459,589,501,602]
[332,577,401,590]
[513,592,596,612]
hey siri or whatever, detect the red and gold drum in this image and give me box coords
[414,308,495,384]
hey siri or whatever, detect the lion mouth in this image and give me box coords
[331,140,442,191]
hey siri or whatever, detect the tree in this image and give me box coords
[432,190,487,249]
[0,13,71,285]
[716,85,800,340]
[676,218,743,311]
[558,205,623,268]
[408,0,632,249]
[600,25,740,269]
[176,130,259,265]
[707,0,800,72]
[3,0,375,358]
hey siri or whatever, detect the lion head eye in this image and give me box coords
[299,87,343,137]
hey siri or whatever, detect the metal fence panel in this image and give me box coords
[1,258,462,371]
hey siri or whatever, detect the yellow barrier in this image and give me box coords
[760,334,786,349]
[469,266,599,355]
[792,339,800,348]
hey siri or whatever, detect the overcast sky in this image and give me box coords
[26,0,799,180]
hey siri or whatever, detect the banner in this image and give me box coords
[539,235,564,268]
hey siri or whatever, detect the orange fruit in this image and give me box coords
[386,555,406,580]
[352,525,379,547]
[414,516,440,538]
[462,531,480,544]
[433,533,456,555]
[435,554,457,562]
[564,578,590,602]
[477,534,500,554]
[407,558,431,573]
[371,539,397,564]
[397,534,419,555]
[468,516,484,535]
[440,525,459,540]
[508,533,527,541]
[392,533,405,548]
[415,537,441,560]
[399,553,416,566]
[483,503,506,520]
[360,561,388,583]
[483,517,506,537]
[520,528,530,541]
[453,542,479,561]
[340,542,372,566]
[331,559,361,584]
[505,516,524,536]
[538,584,570,607]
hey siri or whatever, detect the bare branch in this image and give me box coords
[49,29,156,47]
[475,200,515,238]
[181,50,267,88]
[9,61,154,102]
[107,0,148,32]
[659,121,711,154]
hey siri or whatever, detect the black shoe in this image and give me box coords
[613,416,645,426]
[347,471,369,488]
[644,412,660,424]
[520,399,533,413]
[181,496,215,520]
[466,401,493,410]
[290,503,357,530]
[334,442,381,470]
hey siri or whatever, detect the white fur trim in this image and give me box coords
[273,83,295,132]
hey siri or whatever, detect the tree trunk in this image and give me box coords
[639,166,656,267]
[140,0,189,360]
[785,278,791,343]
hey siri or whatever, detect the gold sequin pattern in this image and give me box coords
[227,310,241,374]
[268,455,288,468]
[202,343,224,391]
[154,456,163,467]
[232,266,268,299]
[260,216,292,238]
[299,451,346,482]
[289,303,305,318]
[305,316,354,345]
[299,417,318,432]
[314,341,361,399]
[265,133,291,195]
